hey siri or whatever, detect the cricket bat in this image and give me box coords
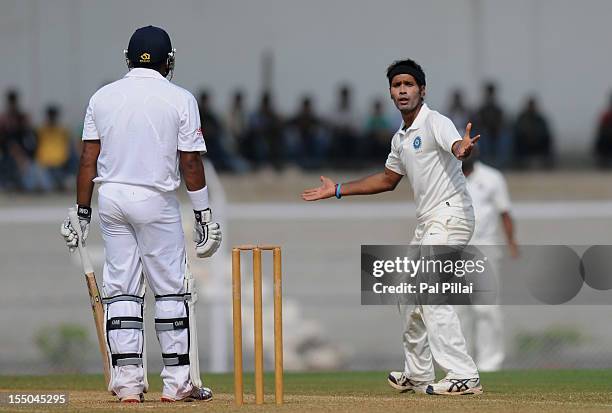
[68,208,111,387]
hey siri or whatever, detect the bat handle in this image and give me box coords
[68,207,94,274]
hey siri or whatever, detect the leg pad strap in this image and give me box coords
[102,294,144,305]
[112,353,143,367]
[154,293,193,302]
[161,353,190,366]
[107,316,144,331]
[155,317,188,331]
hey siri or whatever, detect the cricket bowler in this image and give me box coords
[60,26,221,403]
[459,152,518,371]
[302,59,483,395]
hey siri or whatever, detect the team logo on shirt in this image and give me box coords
[413,136,422,150]
[139,53,151,63]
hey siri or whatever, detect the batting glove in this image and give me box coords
[193,208,222,258]
[60,205,91,252]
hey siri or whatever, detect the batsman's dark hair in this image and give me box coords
[386,59,426,86]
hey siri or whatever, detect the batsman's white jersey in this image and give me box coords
[82,68,206,400]
[83,68,206,191]
[385,103,479,380]
[460,161,512,372]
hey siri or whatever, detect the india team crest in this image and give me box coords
[413,136,422,150]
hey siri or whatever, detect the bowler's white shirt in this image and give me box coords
[385,103,473,222]
[466,161,511,244]
[82,68,206,192]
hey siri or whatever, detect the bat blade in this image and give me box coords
[68,208,111,387]
[85,272,111,386]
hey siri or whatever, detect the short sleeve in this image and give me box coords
[178,93,207,153]
[433,114,462,153]
[82,97,99,141]
[385,136,406,175]
[492,172,511,212]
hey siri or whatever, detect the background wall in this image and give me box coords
[1,0,610,154]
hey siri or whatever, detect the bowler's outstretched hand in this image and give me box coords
[301,176,336,201]
[453,122,481,160]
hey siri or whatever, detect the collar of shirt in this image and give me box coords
[124,68,168,81]
[396,103,430,137]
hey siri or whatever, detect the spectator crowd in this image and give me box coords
[197,82,612,172]
[448,83,555,169]
[201,85,397,173]
[2,82,612,193]
[0,90,77,193]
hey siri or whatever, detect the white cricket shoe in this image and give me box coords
[387,371,432,393]
[426,377,483,395]
[120,393,144,403]
[161,386,213,402]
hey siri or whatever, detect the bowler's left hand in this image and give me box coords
[452,122,481,160]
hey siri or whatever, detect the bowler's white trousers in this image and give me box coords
[98,183,193,399]
[402,215,479,381]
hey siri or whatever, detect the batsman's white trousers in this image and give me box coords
[402,215,479,381]
[98,182,193,399]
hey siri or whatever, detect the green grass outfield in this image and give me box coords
[1,370,611,412]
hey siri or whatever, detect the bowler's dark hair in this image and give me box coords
[386,59,426,86]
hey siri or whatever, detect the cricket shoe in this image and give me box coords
[161,386,213,402]
[426,377,483,395]
[387,371,432,393]
[120,393,144,403]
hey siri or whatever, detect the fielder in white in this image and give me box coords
[460,154,518,371]
[60,26,221,403]
[302,59,482,395]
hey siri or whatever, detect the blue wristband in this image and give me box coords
[335,183,342,199]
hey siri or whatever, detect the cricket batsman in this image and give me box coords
[60,26,221,403]
[459,150,518,371]
[302,59,483,395]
